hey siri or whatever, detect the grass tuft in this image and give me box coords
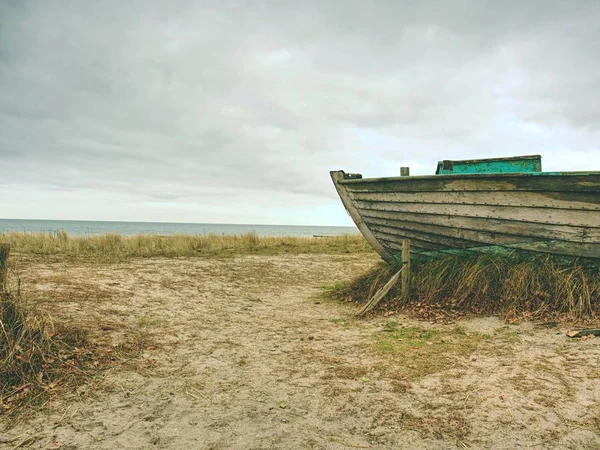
[1,285,69,415]
[331,252,600,320]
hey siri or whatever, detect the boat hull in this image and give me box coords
[330,171,600,260]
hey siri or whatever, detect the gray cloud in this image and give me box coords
[1,0,599,224]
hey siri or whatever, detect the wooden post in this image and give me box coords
[355,239,412,317]
[400,167,410,176]
[0,243,9,292]
[401,240,410,300]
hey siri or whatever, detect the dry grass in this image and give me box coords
[321,319,486,382]
[371,323,486,380]
[1,286,75,415]
[0,246,143,420]
[331,252,600,320]
[1,231,372,260]
[0,288,145,419]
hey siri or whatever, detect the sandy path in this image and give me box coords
[2,254,599,449]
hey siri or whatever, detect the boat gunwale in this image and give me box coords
[338,171,600,184]
[351,196,600,212]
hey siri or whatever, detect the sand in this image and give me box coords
[1,253,599,449]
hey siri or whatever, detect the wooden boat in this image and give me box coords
[330,155,600,260]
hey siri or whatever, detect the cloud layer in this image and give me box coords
[1,0,599,225]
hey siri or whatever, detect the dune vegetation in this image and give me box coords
[331,251,600,320]
[1,230,373,260]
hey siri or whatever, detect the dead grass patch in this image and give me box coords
[306,322,485,386]
[330,252,600,321]
[374,407,472,442]
[370,323,486,380]
[0,289,146,420]
[327,364,371,381]
[300,350,372,382]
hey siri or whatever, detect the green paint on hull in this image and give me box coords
[436,155,542,175]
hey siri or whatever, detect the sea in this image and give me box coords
[0,218,358,238]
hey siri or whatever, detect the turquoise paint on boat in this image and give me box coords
[436,155,542,175]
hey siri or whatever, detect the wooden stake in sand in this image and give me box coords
[356,240,411,317]
[401,239,410,300]
[0,243,10,291]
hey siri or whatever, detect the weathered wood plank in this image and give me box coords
[366,221,538,248]
[349,190,600,210]
[341,173,600,193]
[354,200,598,228]
[362,216,600,244]
[376,235,444,252]
[376,233,600,258]
[375,232,454,251]
[502,241,600,259]
[370,224,490,249]
[360,210,600,243]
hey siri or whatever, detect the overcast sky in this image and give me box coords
[1,0,599,226]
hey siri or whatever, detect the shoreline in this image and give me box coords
[0,218,359,239]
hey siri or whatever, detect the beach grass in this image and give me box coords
[330,252,600,320]
[1,231,373,260]
[1,286,85,415]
